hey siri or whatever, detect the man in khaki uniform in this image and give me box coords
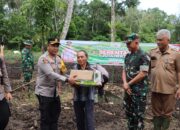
[150,29,180,130]
[0,45,12,130]
[35,37,76,130]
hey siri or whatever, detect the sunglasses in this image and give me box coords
[50,44,59,47]
[157,38,163,41]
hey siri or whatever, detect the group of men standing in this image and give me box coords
[123,29,180,130]
[34,38,109,130]
[32,29,180,130]
[0,28,180,130]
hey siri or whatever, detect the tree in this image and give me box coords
[111,0,115,42]
[60,0,75,40]
[0,0,179,49]
[6,0,22,10]
[32,0,55,52]
[173,16,180,43]
[83,0,111,41]
[115,0,140,16]
[110,0,140,42]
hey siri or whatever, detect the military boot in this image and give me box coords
[161,117,170,130]
[153,116,162,130]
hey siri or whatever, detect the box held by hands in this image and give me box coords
[70,70,102,86]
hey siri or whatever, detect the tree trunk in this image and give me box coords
[60,0,74,40]
[53,0,58,32]
[111,0,116,42]
[41,26,45,54]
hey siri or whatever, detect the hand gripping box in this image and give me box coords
[70,70,102,86]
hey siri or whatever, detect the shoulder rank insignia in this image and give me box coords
[42,58,48,64]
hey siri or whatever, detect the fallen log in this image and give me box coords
[11,80,35,93]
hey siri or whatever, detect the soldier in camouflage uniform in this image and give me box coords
[21,40,34,83]
[122,33,150,130]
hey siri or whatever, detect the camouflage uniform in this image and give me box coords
[123,49,150,130]
[21,40,34,82]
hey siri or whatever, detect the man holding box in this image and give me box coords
[35,37,76,130]
[72,50,97,130]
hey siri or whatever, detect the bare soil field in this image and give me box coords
[5,81,180,130]
[4,63,180,130]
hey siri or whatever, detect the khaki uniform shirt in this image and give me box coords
[0,58,12,100]
[150,47,180,94]
[35,52,67,97]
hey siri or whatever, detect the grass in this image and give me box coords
[4,50,41,64]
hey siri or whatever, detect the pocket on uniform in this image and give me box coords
[151,59,157,68]
[166,60,175,70]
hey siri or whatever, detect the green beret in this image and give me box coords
[23,40,33,46]
[125,33,139,43]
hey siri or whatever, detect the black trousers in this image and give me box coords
[0,98,11,130]
[37,95,61,130]
[74,100,95,130]
[98,75,108,96]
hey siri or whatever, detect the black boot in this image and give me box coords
[153,116,162,130]
[161,117,170,130]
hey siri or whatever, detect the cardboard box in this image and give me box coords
[70,70,102,86]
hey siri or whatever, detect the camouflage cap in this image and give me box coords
[125,33,139,43]
[23,40,33,46]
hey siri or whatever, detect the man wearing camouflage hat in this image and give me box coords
[122,33,150,130]
[21,40,34,83]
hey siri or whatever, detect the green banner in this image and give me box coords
[60,40,180,65]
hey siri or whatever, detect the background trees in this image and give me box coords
[60,0,75,40]
[0,0,179,50]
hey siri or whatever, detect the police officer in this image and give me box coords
[150,29,180,130]
[122,33,150,130]
[0,53,12,130]
[35,37,76,130]
[21,40,34,83]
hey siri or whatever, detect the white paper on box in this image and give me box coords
[93,70,102,86]
[70,70,93,80]
[69,69,102,86]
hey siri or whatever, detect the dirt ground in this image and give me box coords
[4,78,180,130]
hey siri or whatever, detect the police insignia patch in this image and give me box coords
[42,58,48,64]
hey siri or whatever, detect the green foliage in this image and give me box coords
[172,16,180,43]
[67,0,111,40]
[32,0,55,28]
[0,1,5,14]
[115,21,129,41]
[8,36,23,49]
[32,0,55,47]
[92,35,109,41]
[4,49,41,64]
[116,0,140,16]
[4,50,22,64]
[0,0,180,50]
